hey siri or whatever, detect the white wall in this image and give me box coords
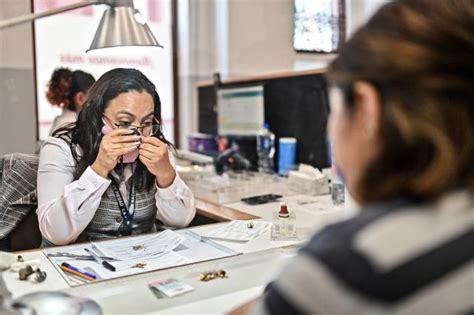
[0,0,389,153]
[177,0,389,148]
[226,0,390,76]
[227,0,295,76]
[177,0,220,148]
[0,0,37,155]
[227,0,340,76]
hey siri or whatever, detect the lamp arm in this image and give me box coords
[0,0,108,30]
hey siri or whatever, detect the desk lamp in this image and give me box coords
[0,0,163,52]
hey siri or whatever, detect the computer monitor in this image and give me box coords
[197,71,331,170]
[217,85,264,136]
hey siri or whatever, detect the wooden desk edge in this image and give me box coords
[15,200,258,254]
[194,68,327,88]
[195,198,260,222]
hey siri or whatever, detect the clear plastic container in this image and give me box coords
[180,171,289,204]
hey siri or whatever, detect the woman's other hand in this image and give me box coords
[91,129,140,178]
[139,136,176,188]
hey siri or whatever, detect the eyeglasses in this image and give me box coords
[103,114,161,136]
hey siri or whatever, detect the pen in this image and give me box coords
[84,248,116,272]
[60,262,96,281]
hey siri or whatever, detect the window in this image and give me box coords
[294,0,346,53]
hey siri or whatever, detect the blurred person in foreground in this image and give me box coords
[233,0,474,313]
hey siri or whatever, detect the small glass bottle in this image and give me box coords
[329,140,345,205]
[331,165,345,205]
[271,202,297,241]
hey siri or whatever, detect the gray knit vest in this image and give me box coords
[41,181,158,247]
[75,182,158,243]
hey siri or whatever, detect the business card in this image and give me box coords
[149,278,194,298]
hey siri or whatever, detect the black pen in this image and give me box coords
[84,248,116,272]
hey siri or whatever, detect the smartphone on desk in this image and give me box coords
[241,194,282,205]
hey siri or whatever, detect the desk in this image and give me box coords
[3,246,295,314]
[3,194,347,314]
[195,193,345,223]
[64,247,297,314]
[195,198,260,222]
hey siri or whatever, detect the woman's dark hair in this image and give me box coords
[46,68,95,111]
[327,0,474,202]
[54,68,172,191]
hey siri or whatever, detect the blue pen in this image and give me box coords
[61,262,97,279]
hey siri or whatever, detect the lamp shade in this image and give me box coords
[87,5,163,53]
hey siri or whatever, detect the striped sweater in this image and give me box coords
[0,153,38,240]
[252,190,474,314]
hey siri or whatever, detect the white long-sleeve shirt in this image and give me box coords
[36,137,196,245]
[49,109,77,136]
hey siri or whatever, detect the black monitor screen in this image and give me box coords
[197,73,331,170]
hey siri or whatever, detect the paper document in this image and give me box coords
[42,230,240,287]
[203,220,272,242]
[84,251,191,279]
[94,229,185,260]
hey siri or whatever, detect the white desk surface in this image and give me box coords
[3,194,348,314]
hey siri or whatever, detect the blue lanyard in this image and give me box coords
[109,177,136,236]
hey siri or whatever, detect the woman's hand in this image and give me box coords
[91,129,141,178]
[139,136,176,188]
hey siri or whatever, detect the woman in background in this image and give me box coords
[37,68,195,246]
[46,68,95,135]
[234,0,474,314]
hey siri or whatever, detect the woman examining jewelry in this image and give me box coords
[37,68,196,246]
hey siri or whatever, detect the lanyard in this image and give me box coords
[109,177,136,236]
